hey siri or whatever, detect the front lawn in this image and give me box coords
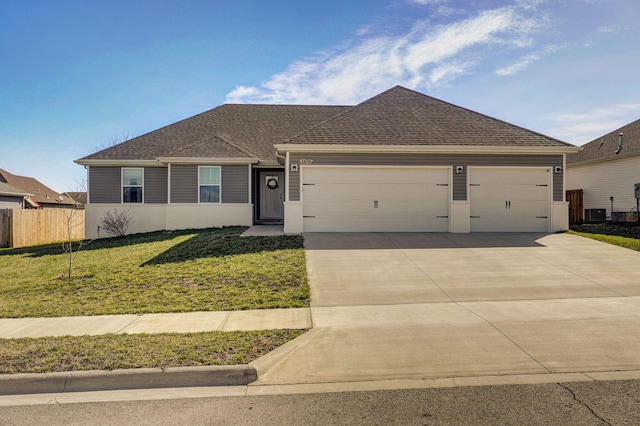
[0,227,309,318]
[0,330,305,374]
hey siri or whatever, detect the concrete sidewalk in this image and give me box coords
[0,308,311,338]
[0,307,311,395]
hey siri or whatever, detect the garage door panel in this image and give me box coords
[470,168,550,233]
[470,184,549,201]
[301,167,450,232]
[304,167,448,184]
[303,199,448,217]
[304,216,449,233]
[508,201,549,216]
[471,200,549,217]
[471,217,549,233]
[304,183,448,201]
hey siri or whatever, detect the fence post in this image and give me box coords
[0,209,13,248]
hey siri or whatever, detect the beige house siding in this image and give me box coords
[567,156,640,217]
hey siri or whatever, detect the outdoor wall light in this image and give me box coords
[455,165,465,174]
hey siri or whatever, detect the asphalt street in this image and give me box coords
[1,380,638,425]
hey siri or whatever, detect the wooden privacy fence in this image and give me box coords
[566,189,584,225]
[0,209,85,248]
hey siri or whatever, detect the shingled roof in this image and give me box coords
[567,118,640,165]
[78,104,350,164]
[283,86,574,148]
[0,168,75,206]
[0,181,31,197]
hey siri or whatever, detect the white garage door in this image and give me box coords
[469,167,551,232]
[301,167,450,232]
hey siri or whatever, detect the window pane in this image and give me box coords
[199,167,220,185]
[200,186,220,203]
[123,169,143,186]
[123,187,143,203]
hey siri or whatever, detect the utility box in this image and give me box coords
[635,183,640,199]
[584,208,606,223]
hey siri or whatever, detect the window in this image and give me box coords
[199,166,220,203]
[122,168,143,203]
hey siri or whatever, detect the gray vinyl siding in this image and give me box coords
[0,196,23,209]
[88,167,121,203]
[88,166,167,204]
[144,168,168,204]
[170,164,249,204]
[221,165,249,203]
[452,168,467,201]
[170,165,198,203]
[289,153,564,202]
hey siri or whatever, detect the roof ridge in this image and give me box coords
[161,134,258,159]
[283,106,355,143]
[284,86,409,143]
[214,133,259,158]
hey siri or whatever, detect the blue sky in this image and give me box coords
[1,0,639,192]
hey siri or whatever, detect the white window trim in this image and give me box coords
[122,167,144,204]
[198,166,222,203]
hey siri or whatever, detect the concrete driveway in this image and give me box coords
[250,233,640,390]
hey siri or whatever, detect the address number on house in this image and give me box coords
[299,159,314,165]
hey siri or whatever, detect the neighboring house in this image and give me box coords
[61,192,87,209]
[566,118,640,220]
[0,181,31,209]
[0,168,76,209]
[76,86,579,239]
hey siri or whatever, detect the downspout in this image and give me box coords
[275,150,286,163]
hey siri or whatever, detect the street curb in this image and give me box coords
[0,365,257,395]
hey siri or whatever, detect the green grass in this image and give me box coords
[0,227,309,318]
[568,222,640,251]
[567,230,640,251]
[0,330,305,374]
[570,223,640,240]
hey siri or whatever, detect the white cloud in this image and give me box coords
[496,44,565,76]
[597,26,615,33]
[496,53,540,76]
[226,6,550,105]
[409,0,447,4]
[550,103,640,144]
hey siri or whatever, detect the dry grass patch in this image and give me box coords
[0,330,306,374]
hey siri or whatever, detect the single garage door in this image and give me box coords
[469,167,551,232]
[301,166,450,232]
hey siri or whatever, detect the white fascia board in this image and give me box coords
[274,144,582,155]
[156,157,259,165]
[74,159,164,167]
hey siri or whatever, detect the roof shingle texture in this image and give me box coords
[567,118,640,165]
[285,86,573,147]
[79,105,350,163]
[0,168,74,205]
[0,181,31,197]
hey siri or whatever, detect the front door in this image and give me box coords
[259,171,284,223]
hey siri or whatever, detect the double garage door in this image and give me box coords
[302,167,450,232]
[301,166,551,233]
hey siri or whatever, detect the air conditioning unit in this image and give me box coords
[584,208,606,223]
